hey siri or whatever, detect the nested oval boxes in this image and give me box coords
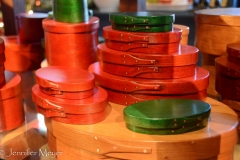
[32,66,110,124]
[42,17,99,70]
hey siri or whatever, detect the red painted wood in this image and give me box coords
[36,104,111,124]
[16,13,48,44]
[105,40,180,54]
[32,85,108,115]
[228,56,240,65]
[35,66,95,92]
[216,72,240,101]
[42,17,99,69]
[215,56,240,78]
[88,62,209,94]
[100,61,196,79]
[2,36,44,72]
[97,43,199,66]
[105,88,207,105]
[103,26,182,43]
[0,71,24,132]
[227,43,240,59]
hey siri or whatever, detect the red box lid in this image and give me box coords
[35,66,95,92]
[103,26,181,44]
[32,85,108,115]
[42,17,99,33]
[227,43,240,59]
[88,62,209,94]
[98,43,198,66]
[215,56,240,78]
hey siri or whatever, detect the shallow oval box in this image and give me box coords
[110,12,175,25]
[88,62,209,95]
[42,17,99,69]
[105,40,180,54]
[215,56,240,78]
[97,43,198,67]
[103,25,181,44]
[100,61,196,79]
[2,36,44,72]
[32,84,108,115]
[45,98,238,160]
[0,71,24,132]
[35,66,95,99]
[105,88,207,106]
[123,99,211,135]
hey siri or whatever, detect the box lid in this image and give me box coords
[32,85,108,115]
[100,61,195,79]
[97,43,198,66]
[111,23,173,32]
[103,25,181,43]
[194,8,240,26]
[227,43,240,59]
[215,56,240,78]
[0,71,21,100]
[110,12,174,25]
[42,16,99,33]
[88,62,209,94]
[124,99,210,131]
[105,40,179,53]
[35,66,95,92]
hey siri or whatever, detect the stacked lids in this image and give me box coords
[0,38,24,132]
[215,43,240,101]
[90,12,209,105]
[123,99,211,135]
[32,66,110,124]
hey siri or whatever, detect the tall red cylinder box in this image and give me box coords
[0,71,24,132]
[42,17,99,70]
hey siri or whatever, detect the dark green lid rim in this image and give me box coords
[123,99,211,129]
[125,118,208,135]
[110,12,175,25]
[112,23,173,32]
[53,0,87,5]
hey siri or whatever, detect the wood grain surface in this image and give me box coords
[88,62,209,94]
[2,36,44,72]
[32,85,108,115]
[105,40,180,54]
[0,71,24,132]
[104,88,207,105]
[103,25,182,44]
[43,17,99,69]
[100,61,196,79]
[98,43,198,66]
[45,97,238,160]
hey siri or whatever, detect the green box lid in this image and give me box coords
[111,23,173,32]
[110,12,175,25]
[123,99,211,135]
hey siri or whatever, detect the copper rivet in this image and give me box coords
[192,141,195,144]
[136,60,138,63]
[182,126,185,128]
[126,72,128,74]
[128,43,130,45]
[174,124,177,126]
[127,27,129,30]
[136,86,138,89]
[124,61,126,63]
[172,130,174,133]
[123,55,126,58]
[134,26,136,28]
[132,19,133,22]
[138,68,140,70]
[113,146,117,150]
[121,34,123,37]
[174,119,177,122]
[126,102,128,105]
[61,113,64,115]
[97,149,100,152]
[144,20,146,22]
[142,44,145,46]
[136,101,138,103]
[151,61,154,63]
[197,124,200,126]
[94,136,98,140]
[129,36,131,39]
[143,149,147,153]
[146,26,149,29]
[124,96,127,98]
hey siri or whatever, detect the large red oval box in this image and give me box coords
[0,71,24,132]
[42,17,99,70]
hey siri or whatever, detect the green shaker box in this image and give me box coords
[112,23,173,32]
[110,12,175,25]
[123,99,211,135]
